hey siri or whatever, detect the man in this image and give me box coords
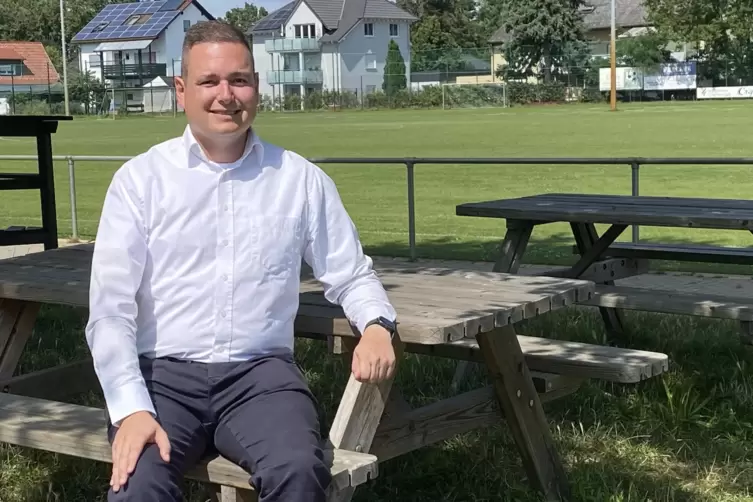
[85,20,398,502]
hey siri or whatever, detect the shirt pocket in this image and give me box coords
[245,214,304,280]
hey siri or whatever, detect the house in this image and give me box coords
[248,0,417,102]
[70,0,214,112]
[0,41,61,96]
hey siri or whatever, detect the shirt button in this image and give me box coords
[220,311,227,318]
[223,205,229,212]
[221,274,228,281]
[221,239,228,247]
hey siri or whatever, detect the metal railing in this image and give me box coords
[3,154,753,260]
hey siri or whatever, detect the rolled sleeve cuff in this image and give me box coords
[103,381,156,427]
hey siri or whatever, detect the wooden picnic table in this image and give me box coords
[0,115,72,250]
[0,243,669,501]
[456,193,753,338]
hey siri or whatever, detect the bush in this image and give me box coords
[260,81,600,112]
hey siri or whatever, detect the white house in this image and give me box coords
[70,0,214,112]
[249,0,417,102]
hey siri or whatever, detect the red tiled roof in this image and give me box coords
[0,48,24,60]
[0,41,59,86]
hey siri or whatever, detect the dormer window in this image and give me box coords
[294,23,316,38]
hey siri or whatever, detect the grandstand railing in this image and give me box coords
[3,154,753,260]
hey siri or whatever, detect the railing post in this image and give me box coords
[67,156,79,241]
[631,161,640,242]
[406,160,416,261]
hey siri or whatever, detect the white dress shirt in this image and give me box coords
[85,125,397,426]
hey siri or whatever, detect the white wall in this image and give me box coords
[284,2,323,39]
[321,44,338,91]
[161,2,210,76]
[337,19,411,95]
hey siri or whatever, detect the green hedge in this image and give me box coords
[258,82,606,112]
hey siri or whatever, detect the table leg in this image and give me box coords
[36,132,58,250]
[571,223,625,335]
[452,220,534,390]
[476,325,570,501]
[0,299,40,380]
[492,221,534,274]
[325,336,405,502]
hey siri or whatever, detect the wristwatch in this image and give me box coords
[363,316,398,339]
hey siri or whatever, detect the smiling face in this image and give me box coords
[175,40,259,144]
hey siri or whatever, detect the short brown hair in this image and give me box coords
[181,20,253,77]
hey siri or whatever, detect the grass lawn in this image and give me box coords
[3,101,753,501]
[3,100,753,272]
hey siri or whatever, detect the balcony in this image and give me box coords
[265,38,320,53]
[267,70,323,85]
[102,63,167,80]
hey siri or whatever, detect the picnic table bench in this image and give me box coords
[456,193,753,344]
[0,244,669,501]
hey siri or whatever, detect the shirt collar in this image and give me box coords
[182,124,264,171]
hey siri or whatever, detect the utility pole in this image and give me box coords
[609,0,617,111]
[60,0,70,115]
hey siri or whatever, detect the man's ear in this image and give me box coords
[175,76,186,108]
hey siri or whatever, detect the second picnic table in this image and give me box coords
[456,193,753,341]
[0,243,669,501]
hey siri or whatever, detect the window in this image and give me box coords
[124,14,150,26]
[0,63,21,76]
[389,24,398,37]
[184,20,191,32]
[366,84,376,94]
[294,23,316,38]
[365,51,376,70]
[363,23,373,36]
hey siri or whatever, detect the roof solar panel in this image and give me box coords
[72,1,180,42]
[161,0,183,11]
[252,1,296,32]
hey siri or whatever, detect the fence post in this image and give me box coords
[406,160,416,261]
[631,161,640,242]
[67,156,79,241]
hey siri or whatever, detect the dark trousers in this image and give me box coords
[105,352,331,501]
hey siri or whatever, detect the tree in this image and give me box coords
[222,2,268,35]
[397,0,484,73]
[617,31,673,71]
[383,40,407,95]
[495,0,587,83]
[643,0,753,84]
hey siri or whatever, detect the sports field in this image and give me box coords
[3,100,753,271]
[3,101,753,501]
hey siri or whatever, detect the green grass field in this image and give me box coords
[3,101,753,501]
[4,100,753,270]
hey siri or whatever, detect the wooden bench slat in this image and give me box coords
[412,335,668,383]
[0,393,378,492]
[581,284,753,321]
[573,242,753,265]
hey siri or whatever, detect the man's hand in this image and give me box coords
[352,325,396,383]
[110,410,171,492]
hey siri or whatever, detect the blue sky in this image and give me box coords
[201,0,287,18]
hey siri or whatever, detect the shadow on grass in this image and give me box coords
[365,232,753,276]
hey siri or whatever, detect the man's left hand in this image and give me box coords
[352,325,396,384]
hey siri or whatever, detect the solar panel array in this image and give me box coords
[72,1,181,42]
[252,1,296,32]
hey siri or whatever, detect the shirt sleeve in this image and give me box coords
[302,163,397,334]
[84,165,155,426]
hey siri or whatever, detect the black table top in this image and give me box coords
[456,193,753,230]
[0,115,73,137]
